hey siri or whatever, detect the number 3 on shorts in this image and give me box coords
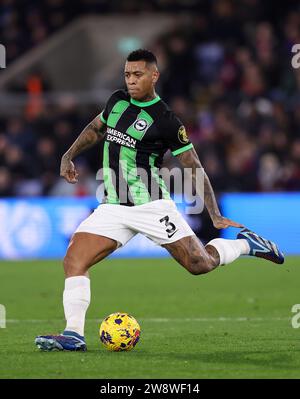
[159,215,178,238]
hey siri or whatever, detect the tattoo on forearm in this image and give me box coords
[203,172,220,217]
[64,118,106,160]
[177,148,220,218]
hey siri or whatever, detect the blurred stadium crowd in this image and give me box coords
[0,0,300,197]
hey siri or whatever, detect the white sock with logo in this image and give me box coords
[63,276,90,337]
[206,238,250,266]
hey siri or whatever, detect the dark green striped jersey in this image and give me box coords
[100,89,193,206]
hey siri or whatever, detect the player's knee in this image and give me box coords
[188,255,214,275]
[63,253,85,276]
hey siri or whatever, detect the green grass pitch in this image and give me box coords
[0,256,299,379]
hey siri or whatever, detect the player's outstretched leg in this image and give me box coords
[163,229,284,275]
[35,232,118,351]
[163,234,250,275]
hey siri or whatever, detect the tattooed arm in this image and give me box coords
[176,148,243,229]
[60,115,106,184]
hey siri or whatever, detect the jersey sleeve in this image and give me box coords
[163,113,194,156]
[99,90,124,124]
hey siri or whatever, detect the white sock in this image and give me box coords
[63,276,90,337]
[206,238,250,266]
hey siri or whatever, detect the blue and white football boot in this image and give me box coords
[35,330,87,352]
[237,228,284,264]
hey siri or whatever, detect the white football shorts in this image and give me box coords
[75,199,195,247]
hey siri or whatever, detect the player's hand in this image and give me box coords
[212,215,244,229]
[60,156,79,184]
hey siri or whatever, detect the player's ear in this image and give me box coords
[152,69,160,84]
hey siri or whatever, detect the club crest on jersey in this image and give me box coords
[133,118,148,132]
[178,125,189,144]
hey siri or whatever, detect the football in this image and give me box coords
[99,312,141,351]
